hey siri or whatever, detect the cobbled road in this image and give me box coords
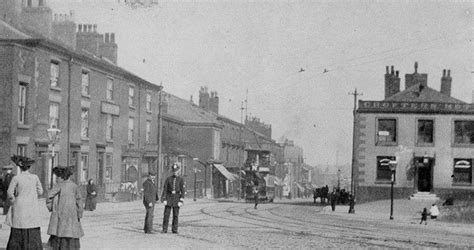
[1,200,473,249]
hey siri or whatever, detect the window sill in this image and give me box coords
[17,124,32,129]
[146,110,152,114]
[82,94,91,99]
[81,137,90,141]
[105,100,115,104]
[451,182,472,187]
[415,143,434,147]
[374,180,395,185]
[50,86,62,92]
[106,139,114,143]
[129,105,136,110]
[452,143,474,148]
[376,142,398,147]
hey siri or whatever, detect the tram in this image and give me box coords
[243,149,275,203]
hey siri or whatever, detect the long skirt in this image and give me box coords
[7,227,42,250]
[84,196,97,211]
[48,235,81,250]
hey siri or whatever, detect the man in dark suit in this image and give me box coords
[142,172,159,234]
[161,164,185,234]
[2,165,14,215]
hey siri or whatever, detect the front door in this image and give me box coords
[97,152,104,186]
[416,157,433,192]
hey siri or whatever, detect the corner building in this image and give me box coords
[356,63,474,202]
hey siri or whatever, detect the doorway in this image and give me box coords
[415,157,433,192]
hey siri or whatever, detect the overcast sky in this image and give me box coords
[50,0,473,167]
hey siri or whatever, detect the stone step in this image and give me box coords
[409,192,440,200]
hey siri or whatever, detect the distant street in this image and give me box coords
[2,199,472,249]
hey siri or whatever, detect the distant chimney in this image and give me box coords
[405,61,427,89]
[52,11,76,49]
[384,65,400,99]
[209,91,219,114]
[440,69,452,96]
[99,32,118,64]
[20,2,53,38]
[199,87,210,110]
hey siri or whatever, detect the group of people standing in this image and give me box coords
[4,155,84,249]
[143,163,185,234]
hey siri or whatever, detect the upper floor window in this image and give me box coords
[146,92,152,112]
[452,159,472,184]
[17,144,26,157]
[18,83,27,124]
[106,114,113,140]
[128,117,134,143]
[81,70,90,96]
[49,102,60,129]
[129,86,135,107]
[145,120,151,144]
[106,78,114,101]
[50,61,59,87]
[417,119,434,144]
[454,120,474,144]
[80,153,88,183]
[376,118,397,145]
[81,108,89,138]
[376,156,396,182]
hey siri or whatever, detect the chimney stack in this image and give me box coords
[440,69,452,96]
[384,65,400,99]
[405,61,428,89]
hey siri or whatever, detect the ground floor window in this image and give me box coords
[376,156,395,181]
[453,159,472,184]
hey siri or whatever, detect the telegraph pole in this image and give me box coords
[349,88,362,210]
[238,101,245,200]
[157,82,164,193]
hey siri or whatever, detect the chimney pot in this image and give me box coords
[105,33,110,43]
[386,66,389,74]
[78,24,82,32]
[443,69,446,77]
[391,65,394,75]
[396,71,399,77]
[414,62,418,73]
[447,69,451,77]
[93,24,97,33]
[111,33,115,43]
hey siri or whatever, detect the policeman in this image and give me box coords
[161,163,185,234]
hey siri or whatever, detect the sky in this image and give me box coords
[49,0,473,167]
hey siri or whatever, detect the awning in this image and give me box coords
[213,164,236,181]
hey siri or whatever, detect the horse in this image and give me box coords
[313,186,329,204]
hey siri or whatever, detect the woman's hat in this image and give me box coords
[11,155,35,167]
[52,165,75,178]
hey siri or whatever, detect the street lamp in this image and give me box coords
[193,167,201,201]
[337,169,341,190]
[47,125,61,188]
[389,160,397,220]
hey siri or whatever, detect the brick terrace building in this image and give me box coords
[355,63,474,203]
[0,1,162,198]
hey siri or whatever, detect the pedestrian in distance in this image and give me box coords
[142,171,159,234]
[2,164,14,215]
[253,185,259,209]
[330,188,337,212]
[420,207,428,225]
[84,178,98,211]
[429,204,439,219]
[46,165,84,249]
[5,155,43,249]
[161,163,185,234]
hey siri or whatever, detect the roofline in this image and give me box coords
[0,38,162,91]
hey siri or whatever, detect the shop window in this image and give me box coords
[417,119,434,144]
[376,156,395,181]
[454,120,474,144]
[376,118,397,145]
[452,159,472,184]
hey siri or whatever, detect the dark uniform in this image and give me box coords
[2,166,14,215]
[161,165,185,234]
[142,173,159,234]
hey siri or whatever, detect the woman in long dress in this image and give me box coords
[84,179,97,211]
[6,155,44,249]
[46,166,84,249]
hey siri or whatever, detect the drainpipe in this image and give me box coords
[67,57,73,172]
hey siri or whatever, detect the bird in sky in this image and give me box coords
[142,58,146,63]
[323,68,329,73]
[299,68,305,73]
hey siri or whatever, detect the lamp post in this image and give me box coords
[337,169,341,190]
[389,160,397,220]
[193,167,201,201]
[47,125,61,188]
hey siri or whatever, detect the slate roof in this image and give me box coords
[0,20,31,39]
[164,93,222,126]
[385,83,466,104]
